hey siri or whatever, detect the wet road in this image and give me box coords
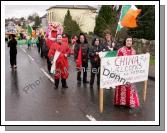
[5,44,155,121]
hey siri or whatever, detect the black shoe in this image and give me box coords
[83,81,89,84]
[62,85,68,89]
[48,70,51,74]
[90,85,93,89]
[77,78,81,82]
[55,79,59,89]
[54,86,58,89]
[62,79,68,88]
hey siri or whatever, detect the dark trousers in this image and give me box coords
[77,63,88,82]
[37,43,40,53]
[55,78,68,88]
[10,52,17,67]
[46,56,51,73]
[40,46,43,57]
[90,66,100,86]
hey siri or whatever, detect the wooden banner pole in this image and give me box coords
[99,88,104,113]
[143,80,148,102]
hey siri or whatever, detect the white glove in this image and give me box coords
[109,47,113,51]
[99,51,106,58]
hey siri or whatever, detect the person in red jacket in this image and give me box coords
[48,34,71,89]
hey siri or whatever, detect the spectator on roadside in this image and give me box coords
[89,37,103,89]
[74,33,89,84]
[8,34,17,69]
[102,30,118,51]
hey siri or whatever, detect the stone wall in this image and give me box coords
[132,38,155,56]
[116,38,155,56]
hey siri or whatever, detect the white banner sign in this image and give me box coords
[100,53,150,88]
[50,51,60,74]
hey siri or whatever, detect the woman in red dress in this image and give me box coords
[114,36,140,108]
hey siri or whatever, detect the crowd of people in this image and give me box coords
[7,28,140,109]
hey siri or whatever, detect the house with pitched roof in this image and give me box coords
[46,5,97,33]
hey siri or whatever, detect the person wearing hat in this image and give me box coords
[8,34,17,69]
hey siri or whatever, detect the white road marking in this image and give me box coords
[86,114,97,121]
[40,68,54,83]
[28,54,34,61]
[21,48,27,53]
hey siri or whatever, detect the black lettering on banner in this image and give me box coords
[114,74,120,81]
[120,78,126,84]
[103,68,110,76]
[110,73,115,78]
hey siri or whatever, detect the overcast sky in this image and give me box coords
[5,5,99,19]
[5,5,51,19]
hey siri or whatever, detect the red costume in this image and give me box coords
[46,30,57,49]
[62,37,68,46]
[46,38,55,49]
[48,42,71,79]
[114,46,140,108]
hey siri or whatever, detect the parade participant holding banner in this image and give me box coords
[114,36,140,108]
[89,37,103,89]
[102,30,118,51]
[74,33,89,84]
[48,34,71,89]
